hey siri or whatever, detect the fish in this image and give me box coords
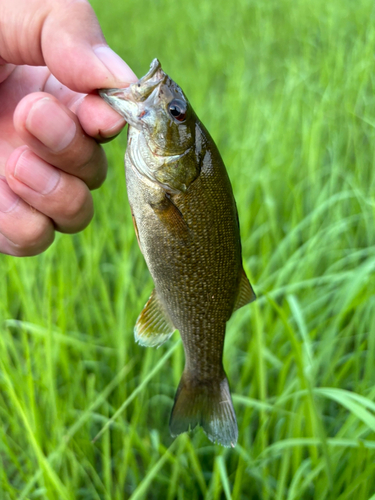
[99,59,256,447]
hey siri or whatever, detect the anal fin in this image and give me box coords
[134,289,176,348]
[233,268,256,313]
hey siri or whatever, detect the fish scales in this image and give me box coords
[127,133,238,375]
[99,59,256,447]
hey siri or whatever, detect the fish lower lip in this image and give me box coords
[99,90,140,127]
[99,88,131,99]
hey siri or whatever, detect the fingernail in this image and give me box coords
[25,98,76,152]
[0,176,20,212]
[14,150,60,195]
[93,45,138,84]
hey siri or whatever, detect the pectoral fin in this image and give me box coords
[233,269,256,313]
[150,194,190,240]
[135,289,176,347]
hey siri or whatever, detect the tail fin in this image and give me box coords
[169,371,238,447]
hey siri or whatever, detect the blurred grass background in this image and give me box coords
[1,0,375,498]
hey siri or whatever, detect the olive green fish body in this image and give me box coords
[127,121,240,356]
[99,60,255,447]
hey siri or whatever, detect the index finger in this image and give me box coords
[43,73,127,141]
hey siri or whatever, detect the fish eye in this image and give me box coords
[168,99,187,122]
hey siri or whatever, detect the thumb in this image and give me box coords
[42,0,138,92]
[0,0,137,93]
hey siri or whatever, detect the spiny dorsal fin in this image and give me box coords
[134,289,176,348]
[233,268,256,313]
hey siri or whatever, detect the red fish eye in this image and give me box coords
[168,99,187,122]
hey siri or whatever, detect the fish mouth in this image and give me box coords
[99,58,166,128]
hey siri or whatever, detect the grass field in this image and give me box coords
[1,0,375,498]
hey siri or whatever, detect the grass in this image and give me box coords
[1,0,375,498]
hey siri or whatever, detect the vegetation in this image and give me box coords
[1,0,375,498]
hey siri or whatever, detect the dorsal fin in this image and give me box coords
[233,269,256,313]
[134,289,176,348]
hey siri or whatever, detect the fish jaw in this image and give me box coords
[99,87,141,128]
[98,58,168,130]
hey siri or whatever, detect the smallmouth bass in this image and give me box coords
[99,59,255,447]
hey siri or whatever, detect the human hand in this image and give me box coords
[0,0,137,256]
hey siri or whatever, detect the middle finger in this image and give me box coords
[13,92,107,190]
